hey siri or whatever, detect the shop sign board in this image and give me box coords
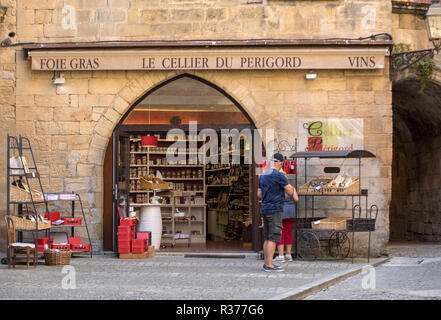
[28,48,388,71]
[298,119,364,152]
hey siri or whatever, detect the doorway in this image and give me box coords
[103,74,262,252]
[390,80,441,243]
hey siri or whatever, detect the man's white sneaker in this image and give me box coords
[273,256,285,263]
[284,254,293,262]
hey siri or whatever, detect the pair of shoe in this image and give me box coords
[273,255,293,263]
[263,264,284,272]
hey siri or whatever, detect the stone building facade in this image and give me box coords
[0,0,438,255]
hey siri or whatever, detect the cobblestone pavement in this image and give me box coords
[306,242,441,300]
[0,251,383,300]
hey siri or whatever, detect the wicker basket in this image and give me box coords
[322,179,361,195]
[311,217,351,230]
[298,178,332,195]
[140,175,169,190]
[9,215,51,231]
[44,249,72,266]
[10,185,44,202]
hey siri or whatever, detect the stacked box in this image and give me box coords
[51,243,70,250]
[44,212,60,223]
[35,237,53,253]
[136,232,151,248]
[131,239,146,253]
[118,225,132,253]
[68,237,91,252]
[63,217,82,225]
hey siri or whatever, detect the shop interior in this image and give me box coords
[110,76,255,251]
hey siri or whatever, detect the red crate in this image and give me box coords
[63,217,82,225]
[44,212,60,223]
[118,247,131,253]
[118,239,131,246]
[136,232,151,247]
[131,247,146,253]
[118,225,131,232]
[35,237,53,253]
[131,239,146,248]
[120,218,137,227]
[71,243,90,252]
[68,237,82,245]
[118,233,132,241]
[51,243,71,250]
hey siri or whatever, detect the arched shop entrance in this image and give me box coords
[391,80,441,242]
[103,74,262,252]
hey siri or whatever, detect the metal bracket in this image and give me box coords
[391,46,439,73]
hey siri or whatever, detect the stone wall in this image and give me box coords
[15,0,391,42]
[0,0,16,252]
[392,0,433,50]
[3,0,394,255]
[12,65,393,255]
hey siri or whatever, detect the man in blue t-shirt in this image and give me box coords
[258,153,299,272]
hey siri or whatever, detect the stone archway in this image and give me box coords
[94,71,272,252]
[391,79,441,242]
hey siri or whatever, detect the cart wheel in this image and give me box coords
[328,232,351,259]
[1,257,7,265]
[297,231,321,259]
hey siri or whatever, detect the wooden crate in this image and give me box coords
[298,178,332,195]
[311,217,351,230]
[147,245,155,257]
[322,178,360,195]
[119,252,147,259]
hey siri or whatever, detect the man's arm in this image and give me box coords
[257,188,262,200]
[284,184,299,203]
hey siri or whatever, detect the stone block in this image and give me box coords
[80,122,96,135]
[56,79,89,95]
[21,0,57,10]
[15,95,35,107]
[89,78,125,94]
[54,106,92,121]
[35,10,52,24]
[206,8,226,21]
[43,24,77,38]
[64,177,91,193]
[52,135,91,151]
[77,163,96,177]
[16,107,53,121]
[16,78,56,96]
[36,121,80,135]
[34,94,70,107]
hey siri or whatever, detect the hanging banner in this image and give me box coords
[298,119,364,152]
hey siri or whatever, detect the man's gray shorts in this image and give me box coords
[263,211,283,242]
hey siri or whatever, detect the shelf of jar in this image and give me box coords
[129,177,204,181]
[130,151,201,155]
[162,220,205,223]
[130,138,206,142]
[129,203,206,207]
[130,164,205,167]
[129,190,205,194]
[205,166,231,172]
